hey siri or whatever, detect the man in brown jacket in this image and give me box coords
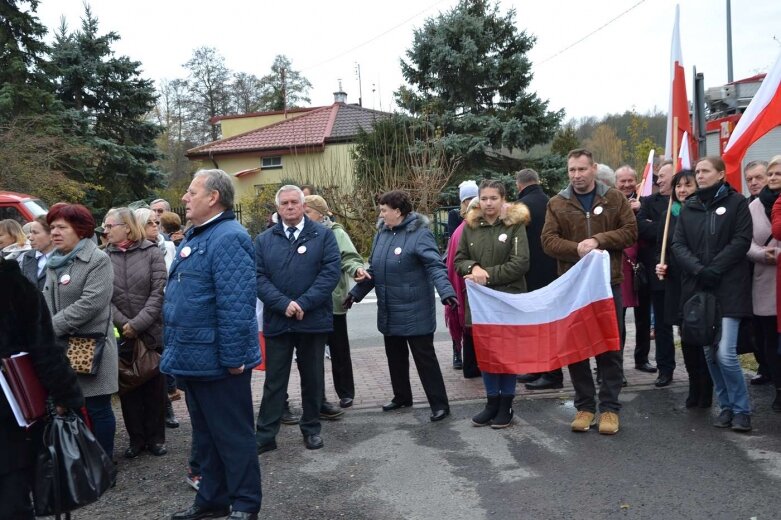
[541,148,637,435]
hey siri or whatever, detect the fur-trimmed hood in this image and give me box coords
[464,203,530,229]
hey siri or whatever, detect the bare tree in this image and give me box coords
[183,46,232,142]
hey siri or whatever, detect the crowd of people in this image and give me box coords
[1,147,780,518]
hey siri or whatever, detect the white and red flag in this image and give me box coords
[723,50,781,188]
[665,5,694,162]
[678,131,692,170]
[466,250,620,374]
[638,149,655,197]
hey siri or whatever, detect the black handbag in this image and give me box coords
[626,256,648,292]
[34,412,116,518]
[681,291,722,346]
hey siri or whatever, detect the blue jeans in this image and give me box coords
[84,394,116,459]
[482,373,516,396]
[704,317,751,415]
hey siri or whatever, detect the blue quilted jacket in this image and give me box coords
[161,211,260,378]
[255,217,341,337]
[350,212,455,336]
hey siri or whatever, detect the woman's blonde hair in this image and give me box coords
[0,219,27,246]
[106,207,145,242]
[768,154,781,171]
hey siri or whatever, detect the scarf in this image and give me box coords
[116,239,135,251]
[696,181,725,206]
[671,201,682,217]
[758,185,780,221]
[47,238,89,275]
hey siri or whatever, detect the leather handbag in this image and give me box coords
[626,256,648,292]
[681,291,722,346]
[117,336,160,395]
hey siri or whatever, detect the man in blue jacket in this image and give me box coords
[163,169,262,520]
[255,185,341,453]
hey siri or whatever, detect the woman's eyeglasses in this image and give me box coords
[103,223,127,231]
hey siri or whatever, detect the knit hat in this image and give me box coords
[459,180,479,202]
[304,195,332,217]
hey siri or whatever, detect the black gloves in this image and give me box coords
[343,294,356,310]
[443,296,458,311]
[697,267,720,290]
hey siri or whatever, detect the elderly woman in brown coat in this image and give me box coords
[105,207,168,458]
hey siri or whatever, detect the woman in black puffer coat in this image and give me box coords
[671,156,753,432]
[0,257,84,519]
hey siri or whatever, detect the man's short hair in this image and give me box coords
[300,184,317,195]
[275,185,305,207]
[615,165,637,178]
[515,168,540,185]
[596,164,616,187]
[745,160,768,174]
[194,169,234,210]
[150,198,171,211]
[658,159,674,169]
[567,148,594,164]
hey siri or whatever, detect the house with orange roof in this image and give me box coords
[186,90,389,200]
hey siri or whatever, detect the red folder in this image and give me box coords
[2,353,47,422]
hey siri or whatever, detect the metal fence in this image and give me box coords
[432,205,458,253]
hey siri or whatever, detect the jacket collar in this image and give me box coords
[377,212,427,232]
[187,210,235,238]
[518,184,543,199]
[558,180,610,200]
[74,238,98,262]
[106,239,155,253]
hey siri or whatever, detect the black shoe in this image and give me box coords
[382,400,412,412]
[635,362,657,373]
[713,409,734,428]
[257,440,277,455]
[171,504,231,520]
[472,396,500,426]
[516,373,540,384]
[280,407,300,425]
[165,400,180,429]
[654,373,673,387]
[304,434,324,450]
[430,408,450,422]
[124,445,144,459]
[339,397,354,408]
[227,513,259,520]
[452,351,463,370]
[731,413,752,432]
[490,395,515,429]
[320,401,345,420]
[148,443,167,456]
[524,374,563,390]
[750,374,772,386]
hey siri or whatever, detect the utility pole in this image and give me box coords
[693,67,707,157]
[726,0,734,83]
[354,62,363,107]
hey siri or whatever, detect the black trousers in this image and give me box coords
[651,290,676,376]
[256,332,326,443]
[383,334,449,411]
[755,315,781,387]
[633,285,652,365]
[327,314,355,400]
[181,371,261,513]
[461,330,482,378]
[568,285,624,413]
[681,342,710,379]
[0,469,34,519]
[119,371,166,448]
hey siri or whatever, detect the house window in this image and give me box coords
[261,156,282,169]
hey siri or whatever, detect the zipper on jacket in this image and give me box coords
[710,211,716,235]
[514,236,518,256]
[585,211,592,237]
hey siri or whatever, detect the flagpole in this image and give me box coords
[659,117,679,278]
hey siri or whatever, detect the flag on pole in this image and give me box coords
[678,131,692,170]
[466,250,620,374]
[665,5,694,162]
[638,149,655,197]
[723,49,781,188]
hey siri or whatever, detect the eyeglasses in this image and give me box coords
[103,223,127,231]
[146,221,159,227]
[152,208,165,214]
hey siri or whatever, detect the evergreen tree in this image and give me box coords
[50,6,161,210]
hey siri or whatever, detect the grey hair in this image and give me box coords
[275,185,305,206]
[150,198,171,210]
[194,169,234,210]
[596,163,616,187]
[515,168,540,185]
[745,160,768,173]
[134,208,154,228]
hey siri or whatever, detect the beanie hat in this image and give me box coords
[459,180,479,202]
[304,195,331,217]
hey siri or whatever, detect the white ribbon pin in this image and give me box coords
[180,246,192,258]
[715,207,726,215]
[60,274,71,285]
[593,206,604,215]
[394,247,402,255]
[297,245,307,254]
[498,233,508,243]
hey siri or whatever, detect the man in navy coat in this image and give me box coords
[255,185,341,453]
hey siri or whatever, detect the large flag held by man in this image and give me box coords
[466,250,620,374]
[665,4,694,163]
[723,49,781,188]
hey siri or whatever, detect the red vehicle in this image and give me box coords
[0,191,49,224]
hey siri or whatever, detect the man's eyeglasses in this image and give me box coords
[104,223,127,231]
[152,208,165,214]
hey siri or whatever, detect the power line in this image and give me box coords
[301,0,452,72]
[537,0,647,66]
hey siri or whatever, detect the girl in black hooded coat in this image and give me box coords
[0,257,83,518]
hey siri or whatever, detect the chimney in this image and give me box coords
[333,79,347,104]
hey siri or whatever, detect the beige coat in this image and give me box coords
[747,198,780,316]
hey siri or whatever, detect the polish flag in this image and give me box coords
[677,131,692,170]
[665,5,694,162]
[637,149,655,197]
[466,251,620,374]
[723,50,781,188]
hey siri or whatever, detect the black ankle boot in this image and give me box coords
[773,388,781,412]
[490,395,515,429]
[452,342,463,370]
[698,374,713,408]
[685,374,700,408]
[165,399,180,428]
[471,395,500,426]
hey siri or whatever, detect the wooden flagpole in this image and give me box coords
[658,117,678,278]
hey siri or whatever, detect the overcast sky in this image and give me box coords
[34,0,781,121]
